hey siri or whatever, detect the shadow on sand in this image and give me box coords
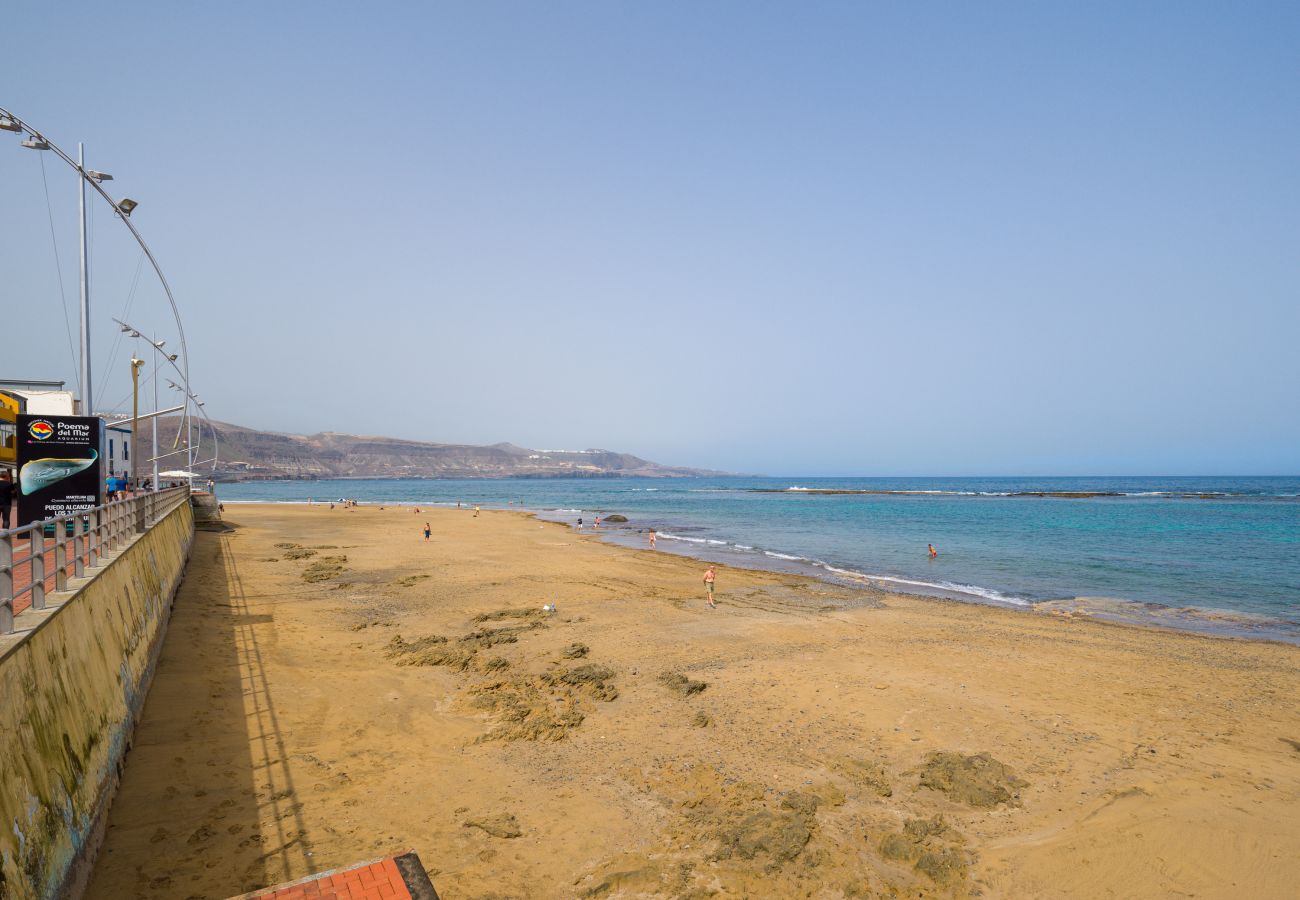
[86,524,317,898]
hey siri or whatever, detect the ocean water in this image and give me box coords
[219,476,1300,644]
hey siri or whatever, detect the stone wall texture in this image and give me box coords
[0,500,194,898]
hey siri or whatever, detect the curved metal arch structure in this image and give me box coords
[0,105,193,441]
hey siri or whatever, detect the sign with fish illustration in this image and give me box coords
[16,414,103,527]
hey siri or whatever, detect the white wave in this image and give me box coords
[850,571,1030,606]
[764,550,806,561]
[734,544,754,550]
[785,486,811,491]
[706,539,727,545]
[660,532,708,544]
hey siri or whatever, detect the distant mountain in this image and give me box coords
[153,418,720,481]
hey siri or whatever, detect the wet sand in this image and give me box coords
[87,505,1300,899]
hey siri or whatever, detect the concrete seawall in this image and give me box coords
[0,500,195,899]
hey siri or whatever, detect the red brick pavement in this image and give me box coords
[232,852,439,900]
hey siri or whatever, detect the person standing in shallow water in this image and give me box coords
[648,528,656,550]
[928,543,938,558]
[703,565,717,608]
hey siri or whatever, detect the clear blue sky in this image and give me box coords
[3,2,1297,475]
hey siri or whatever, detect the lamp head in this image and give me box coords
[117,198,138,217]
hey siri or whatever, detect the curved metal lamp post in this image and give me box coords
[0,105,192,432]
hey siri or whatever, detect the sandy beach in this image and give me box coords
[86,504,1300,899]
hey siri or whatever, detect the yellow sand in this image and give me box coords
[86,505,1300,899]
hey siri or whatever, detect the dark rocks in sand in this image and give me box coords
[603,514,628,522]
[546,663,618,701]
[779,792,822,819]
[658,672,708,697]
[392,573,431,587]
[473,607,545,623]
[481,656,510,673]
[301,556,347,582]
[459,625,530,650]
[384,634,477,670]
[472,678,586,743]
[713,809,811,864]
[691,711,713,728]
[878,816,968,887]
[833,757,893,798]
[903,814,952,842]
[1281,737,1300,754]
[579,866,663,898]
[878,832,919,862]
[914,846,969,886]
[384,634,448,658]
[561,642,590,659]
[917,751,1025,807]
[282,547,317,560]
[274,542,302,549]
[462,813,522,839]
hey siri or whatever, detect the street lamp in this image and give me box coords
[115,316,218,485]
[130,357,145,487]
[0,104,190,426]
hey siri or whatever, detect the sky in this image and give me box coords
[2,2,1297,476]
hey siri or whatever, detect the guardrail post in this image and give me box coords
[31,528,46,611]
[0,534,12,634]
[88,508,100,568]
[73,516,85,579]
[135,496,146,534]
[55,517,68,592]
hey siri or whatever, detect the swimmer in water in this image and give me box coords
[928,544,938,558]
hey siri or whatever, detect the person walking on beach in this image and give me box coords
[928,543,938,558]
[423,522,431,541]
[474,505,480,518]
[648,528,656,550]
[703,565,717,608]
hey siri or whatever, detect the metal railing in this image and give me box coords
[1,486,190,635]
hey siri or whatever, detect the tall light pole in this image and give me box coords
[115,318,212,482]
[78,145,91,413]
[129,356,144,486]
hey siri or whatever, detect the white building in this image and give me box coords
[104,423,133,480]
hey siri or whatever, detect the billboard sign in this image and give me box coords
[16,414,103,527]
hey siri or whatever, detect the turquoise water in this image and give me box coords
[219,476,1300,643]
